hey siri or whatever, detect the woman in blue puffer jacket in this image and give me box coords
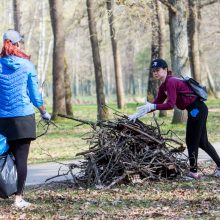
[0,30,51,209]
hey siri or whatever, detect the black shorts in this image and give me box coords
[0,114,36,141]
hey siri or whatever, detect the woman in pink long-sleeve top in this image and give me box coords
[129,58,220,179]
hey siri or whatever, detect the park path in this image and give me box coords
[26,142,220,186]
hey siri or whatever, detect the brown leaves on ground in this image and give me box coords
[0,163,220,220]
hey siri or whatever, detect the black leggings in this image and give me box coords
[8,139,31,195]
[186,99,220,172]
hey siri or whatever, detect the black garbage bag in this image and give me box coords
[0,154,17,198]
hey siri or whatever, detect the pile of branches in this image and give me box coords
[59,113,188,188]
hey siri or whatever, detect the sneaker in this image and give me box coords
[14,199,31,209]
[213,168,220,177]
[187,171,202,180]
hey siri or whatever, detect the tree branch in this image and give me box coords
[199,0,218,9]
[158,0,177,14]
[123,124,164,145]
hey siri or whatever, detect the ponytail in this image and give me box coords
[167,70,172,75]
[0,40,30,60]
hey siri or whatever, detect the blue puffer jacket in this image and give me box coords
[0,56,43,117]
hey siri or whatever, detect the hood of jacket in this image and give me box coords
[0,56,23,72]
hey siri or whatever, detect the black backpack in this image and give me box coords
[176,76,208,101]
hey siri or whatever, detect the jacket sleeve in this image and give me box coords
[155,79,177,110]
[153,85,167,105]
[27,63,44,108]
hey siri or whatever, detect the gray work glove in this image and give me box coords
[41,110,51,121]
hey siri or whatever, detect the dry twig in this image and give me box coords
[58,113,188,188]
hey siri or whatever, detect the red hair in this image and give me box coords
[0,39,30,60]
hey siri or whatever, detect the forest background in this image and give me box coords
[1,0,220,160]
[1,0,220,119]
[0,1,220,219]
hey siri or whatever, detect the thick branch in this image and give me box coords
[75,148,99,157]
[199,0,218,9]
[89,154,102,186]
[158,0,177,14]
[123,124,164,145]
[58,114,96,126]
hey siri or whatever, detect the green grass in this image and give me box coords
[29,98,220,164]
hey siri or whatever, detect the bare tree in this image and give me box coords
[167,1,191,77]
[159,0,191,123]
[147,0,160,101]
[157,1,168,117]
[157,1,166,59]
[64,58,73,116]
[169,1,190,124]
[86,0,108,120]
[38,1,46,89]
[106,0,125,109]
[188,0,201,82]
[159,0,219,122]
[147,1,167,117]
[125,39,135,96]
[13,0,21,32]
[200,0,219,96]
[49,0,66,118]
[188,0,218,96]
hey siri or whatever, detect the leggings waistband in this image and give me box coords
[186,98,202,111]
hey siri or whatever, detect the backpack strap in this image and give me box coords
[171,76,198,97]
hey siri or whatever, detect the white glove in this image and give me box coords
[41,110,51,121]
[136,102,155,114]
[128,102,156,123]
[128,112,142,123]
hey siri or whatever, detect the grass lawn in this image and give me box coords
[29,98,220,164]
[0,166,219,219]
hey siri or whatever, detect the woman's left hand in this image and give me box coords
[137,102,155,114]
[41,111,51,121]
[128,102,155,122]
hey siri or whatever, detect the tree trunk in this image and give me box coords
[6,0,14,27]
[49,0,66,118]
[64,58,73,116]
[106,0,125,109]
[147,0,160,101]
[73,72,79,97]
[129,74,135,96]
[125,40,135,95]
[104,56,111,96]
[188,0,201,82]
[158,1,166,59]
[197,1,217,95]
[13,0,21,32]
[38,1,46,90]
[42,36,53,91]
[147,1,167,117]
[169,0,191,76]
[168,0,190,124]
[86,0,108,120]
[171,108,187,124]
[157,1,167,117]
